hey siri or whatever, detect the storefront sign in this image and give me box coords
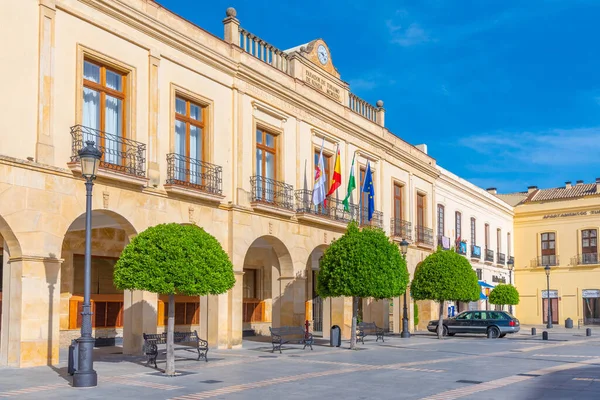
[304,70,342,102]
[541,290,558,299]
[543,210,600,219]
[582,289,600,298]
[492,275,506,284]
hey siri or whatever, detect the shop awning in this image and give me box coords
[479,291,488,300]
[478,280,494,288]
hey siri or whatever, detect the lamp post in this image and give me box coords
[400,239,410,338]
[545,264,552,329]
[73,140,102,388]
[507,258,514,315]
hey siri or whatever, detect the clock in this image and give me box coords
[317,45,328,65]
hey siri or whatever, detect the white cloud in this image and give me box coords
[348,71,397,93]
[389,22,430,47]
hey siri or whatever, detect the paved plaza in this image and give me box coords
[1,328,600,400]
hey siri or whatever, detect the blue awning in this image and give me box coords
[479,291,488,300]
[478,280,494,288]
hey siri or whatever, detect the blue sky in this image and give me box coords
[158,0,600,193]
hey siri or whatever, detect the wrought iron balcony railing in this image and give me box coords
[250,176,294,210]
[391,218,412,240]
[536,255,559,267]
[70,125,146,177]
[574,253,598,265]
[497,253,506,265]
[165,153,223,195]
[358,209,384,229]
[295,190,357,224]
[485,249,494,263]
[471,245,481,259]
[415,226,434,247]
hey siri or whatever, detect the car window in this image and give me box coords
[456,312,471,320]
[472,312,481,319]
[487,311,501,320]
[480,312,487,320]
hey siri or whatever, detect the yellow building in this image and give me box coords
[499,180,600,326]
[0,1,446,368]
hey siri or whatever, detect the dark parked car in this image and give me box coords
[427,310,520,338]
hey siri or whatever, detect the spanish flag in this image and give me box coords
[327,146,342,196]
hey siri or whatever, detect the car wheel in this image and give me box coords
[487,326,500,339]
[499,334,506,338]
[448,333,456,336]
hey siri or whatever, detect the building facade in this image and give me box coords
[502,181,600,326]
[0,0,445,368]
[433,168,514,318]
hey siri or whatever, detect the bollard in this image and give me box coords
[542,331,549,340]
[531,327,537,335]
[586,328,592,337]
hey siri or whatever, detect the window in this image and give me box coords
[476,268,483,280]
[455,212,462,243]
[83,60,126,166]
[417,194,425,227]
[437,205,445,237]
[485,224,490,249]
[243,269,258,299]
[507,233,511,257]
[393,183,403,222]
[314,150,332,187]
[497,229,502,253]
[541,232,556,266]
[471,218,476,245]
[174,97,206,183]
[255,128,277,200]
[582,229,598,264]
[164,302,199,325]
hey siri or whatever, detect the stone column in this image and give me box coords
[392,296,401,334]
[222,8,240,46]
[35,0,57,164]
[375,101,385,127]
[0,255,62,368]
[229,270,244,348]
[278,276,295,326]
[122,290,158,355]
[147,50,161,187]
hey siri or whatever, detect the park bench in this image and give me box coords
[357,322,385,344]
[269,326,314,354]
[142,330,208,368]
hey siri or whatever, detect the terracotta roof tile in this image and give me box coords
[527,183,597,202]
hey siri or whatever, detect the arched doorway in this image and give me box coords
[59,210,136,348]
[241,236,294,336]
[306,245,327,336]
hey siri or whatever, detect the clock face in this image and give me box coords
[317,45,328,65]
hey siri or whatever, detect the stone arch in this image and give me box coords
[305,244,328,335]
[243,235,294,278]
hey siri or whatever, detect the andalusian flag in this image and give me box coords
[326,145,342,196]
[342,153,356,212]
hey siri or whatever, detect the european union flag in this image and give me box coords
[362,161,375,221]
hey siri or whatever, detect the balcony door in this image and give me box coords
[541,232,556,266]
[256,129,277,201]
[175,97,205,185]
[83,60,126,167]
[582,229,598,264]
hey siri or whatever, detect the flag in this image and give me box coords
[342,153,356,212]
[326,145,342,197]
[362,160,374,221]
[312,139,327,206]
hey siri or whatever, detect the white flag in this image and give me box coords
[312,138,327,206]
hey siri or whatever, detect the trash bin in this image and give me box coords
[68,339,79,375]
[330,325,341,347]
[565,318,573,329]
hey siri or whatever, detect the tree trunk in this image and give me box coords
[437,301,445,340]
[350,296,358,349]
[165,294,175,376]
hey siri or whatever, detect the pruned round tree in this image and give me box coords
[317,221,409,348]
[489,284,520,306]
[411,249,479,339]
[114,223,235,375]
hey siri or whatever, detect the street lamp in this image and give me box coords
[507,258,514,315]
[73,140,102,388]
[545,264,552,329]
[400,239,410,339]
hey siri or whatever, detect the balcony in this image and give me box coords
[535,255,559,267]
[485,249,494,263]
[250,176,294,216]
[295,190,357,229]
[437,235,451,250]
[509,256,514,266]
[358,209,384,229]
[69,125,147,185]
[471,245,481,259]
[164,153,224,202]
[457,241,468,256]
[415,226,434,247]
[391,218,412,241]
[573,253,599,265]
[497,253,506,266]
